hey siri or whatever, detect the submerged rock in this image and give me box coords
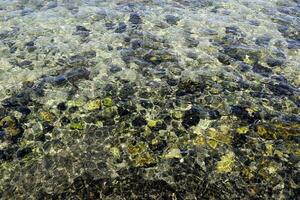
[115,22,127,33]
[164,15,180,25]
[129,13,142,24]
[182,106,204,129]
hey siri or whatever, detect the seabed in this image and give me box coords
[0,1,299,199]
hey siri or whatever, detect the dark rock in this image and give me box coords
[252,63,272,76]
[225,26,243,36]
[24,41,35,47]
[230,105,259,123]
[42,122,54,133]
[149,139,167,153]
[117,106,131,116]
[65,67,90,82]
[57,102,68,111]
[186,52,198,60]
[67,54,87,67]
[109,65,122,73]
[10,46,17,53]
[73,176,85,190]
[0,149,11,161]
[74,26,90,37]
[186,37,199,48]
[16,147,32,159]
[16,106,31,115]
[83,50,97,59]
[132,117,147,127]
[0,130,5,138]
[166,79,178,86]
[182,106,203,129]
[18,60,33,68]
[208,110,221,119]
[140,99,153,109]
[129,13,142,24]
[124,36,131,43]
[60,116,70,126]
[217,53,231,65]
[35,133,46,142]
[105,22,115,30]
[119,83,135,99]
[76,25,90,32]
[249,20,260,26]
[107,45,113,51]
[238,62,251,72]
[176,78,206,96]
[53,75,67,85]
[165,15,180,25]
[268,82,294,96]
[131,39,142,49]
[266,57,284,67]
[255,36,271,46]
[68,106,79,113]
[115,22,127,33]
[286,39,300,49]
[232,133,247,148]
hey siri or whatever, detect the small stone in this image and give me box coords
[60,116,70,126]
[16,147,32,159]
[194,136,205,146]
[0,130,5,138]
[134,153,155,167]
[42,122,54,133]
[105,22,115,30]
[103,97,113,107]
[85,99,101,111]
[252,63,272,77]
[0,116,16,127]
[129,13,142,24]
[147,120,157,128]
[266,58,284,67]
[132,117,147,127]
[38,111,55,122]
[208,110,221,119]
[18,60,33,68]
[140,99,153,109]
[109,66,122,73]
[255,36,271,46]
[57,102,68,111]
[236,126,249,134]
[110,147,120,158]
[115,22,127,33]
[70,121,84,130]
[165,15,180,25]
[257,125,267,137]
[216,152,235,173]
[166,79,178,86]
[76,25,90,32]
[164,148,182,159]
[172,111,183,120]
[182,106,202,129]
[131,39,142,49]
[16,106,31,115]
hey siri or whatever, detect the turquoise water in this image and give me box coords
[0,0,299,199]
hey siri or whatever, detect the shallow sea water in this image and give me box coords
[0,0,299,199]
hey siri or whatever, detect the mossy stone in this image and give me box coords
[38,111,55,122]
[147,120,157,128]
[216,152,235,173]
[85,99,101,111]
[70,121,84,130]
[103,97,113,107]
